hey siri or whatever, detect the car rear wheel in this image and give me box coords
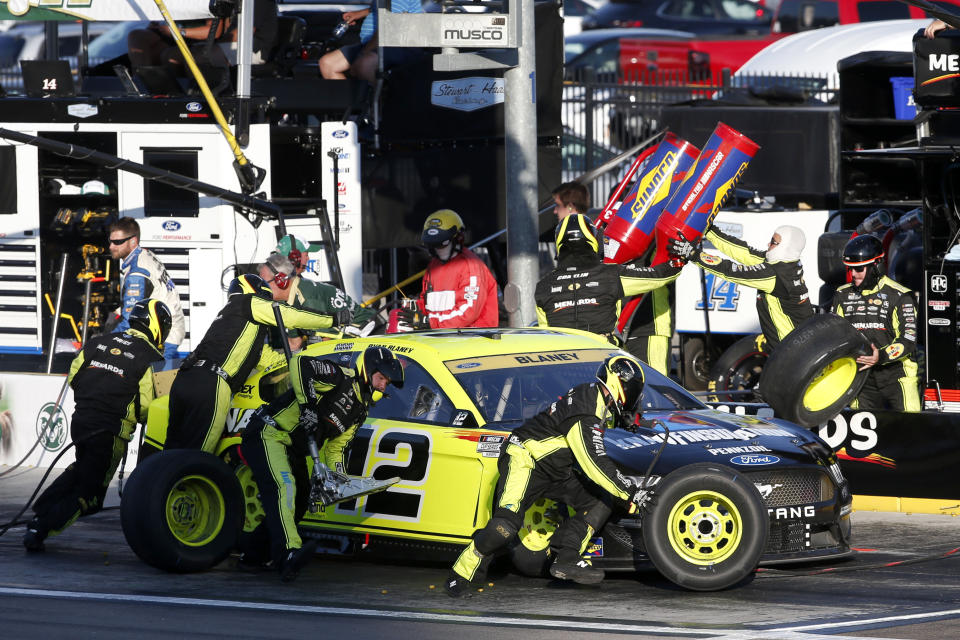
[706,333,766,402]
[759,314,871,427]
[121,449,243,573]
[642,463,768,591]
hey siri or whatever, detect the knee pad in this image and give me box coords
[581,501,612,532]
[510,540,552,577]
[474,515,520,555]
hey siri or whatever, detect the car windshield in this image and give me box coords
[448,348,704,430]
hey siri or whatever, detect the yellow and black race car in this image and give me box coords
[122,327,852,591]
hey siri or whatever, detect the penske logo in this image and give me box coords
[923,54,960,85]
[630,151,677,220]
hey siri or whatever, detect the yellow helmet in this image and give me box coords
[421,209,464,247]
[596,355,645,430]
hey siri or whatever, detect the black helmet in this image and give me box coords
[129,299,172,349]
[228,273,272,300]
[356,346,405,395]
[555,214,603,258]
[596,355,645,430]
[842,234,885,268]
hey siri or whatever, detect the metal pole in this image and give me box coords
[503,0,539,327]
[80,278,93,346]
[236,0,254,98]
[46,254,69,374]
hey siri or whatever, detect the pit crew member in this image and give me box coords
[535,214,680,348]
[832,235,920,411]
[260,253,376,351]
[241,346,404,581]
[157,274,350,456]
[24,300,171,551]
[446,355,652,596]
[669,224,813,351]
[108,218,186,359]
[404,209,498,329]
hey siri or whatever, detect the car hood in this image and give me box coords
[605,409,823,474]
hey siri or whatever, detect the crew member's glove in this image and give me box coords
[666,233,700,263]
[627,478,660,515]
[332,307,353,327]
[397,307,429,331]
[299,402,321,435]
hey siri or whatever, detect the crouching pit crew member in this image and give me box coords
[445,355,654,596]
[156,274,351,457]
[24,300,172,551]
[536,214,680,346]
[241,346,404,581]
[832,235,920,411]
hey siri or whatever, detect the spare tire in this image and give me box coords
[121,449,243,573]
[706,334,766,402]
[759,314,871,427]
[818,231,852,286]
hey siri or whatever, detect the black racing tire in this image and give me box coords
[681,336,720,392]
[759,314,871,428]
[121,449,243,573]
[642,463,768,591]
[817,231,852,286]
[706,334,766,402]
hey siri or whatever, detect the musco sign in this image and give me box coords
[913,29,960,108]
[440,15,508,48]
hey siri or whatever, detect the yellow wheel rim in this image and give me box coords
[235,464,265,534]
[666,490,743,565]
[165,475,226,547]
[802,357,857,412]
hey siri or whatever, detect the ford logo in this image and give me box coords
[186,102,203,113]
[162,220,182,231]
[332,130,348,138]
[456,362,481,369]
[730,455,780,466]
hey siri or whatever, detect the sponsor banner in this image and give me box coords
[0,373,76,470]
[431,77,504,112]
[320,121,362,302]
[707,403,960,500]
[0,0,211,21]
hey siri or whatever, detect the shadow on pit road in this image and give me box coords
[0,467,959,640]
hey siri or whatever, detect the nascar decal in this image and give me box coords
[451,430,505,457]
[336,427,433,522]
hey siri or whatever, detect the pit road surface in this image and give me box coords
[0,467,958,639]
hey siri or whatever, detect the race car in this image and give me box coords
[122,327,852,591]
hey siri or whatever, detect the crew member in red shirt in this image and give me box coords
[415,210,499,328]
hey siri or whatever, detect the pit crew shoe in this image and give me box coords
[549,559,605,585]
[444,573,474,598]
[279,539,319,583]
[22,527,46,553]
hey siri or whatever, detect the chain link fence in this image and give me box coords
[561,68,838,207]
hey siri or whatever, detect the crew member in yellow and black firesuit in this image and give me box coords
[668,223,813,352]
[833,235,920,411]
[155,274,352,457]
[241,346,404,581]
[623,281,675,377]
[24,300,172,551]
[445,355,655,596]
[535,214,681,347]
